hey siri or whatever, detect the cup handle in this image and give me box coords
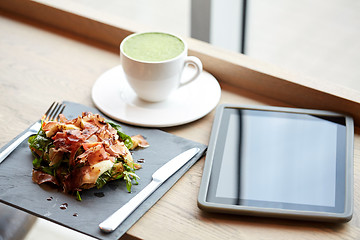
[179,56,203,87]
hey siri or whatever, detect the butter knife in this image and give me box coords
[99,147,200,233]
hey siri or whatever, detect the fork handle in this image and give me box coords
[0,131,34,164]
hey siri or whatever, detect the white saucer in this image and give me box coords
[91,65,221,127]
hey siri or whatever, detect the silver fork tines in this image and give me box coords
[43,102,66,122]
[0,102,66,164]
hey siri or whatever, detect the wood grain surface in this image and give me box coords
[2,0,360,125]
[0,8,360,240]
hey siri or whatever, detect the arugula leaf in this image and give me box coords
[29,130,53,169]
[41,166,56,176]
[76,191,82,201]
[28,130,52,153]
[95,170,112,189]
[123,171,132,192]
[32,157,42,168]
[123,162,133,172]
[122,163,140,192]
[106,121,133,149]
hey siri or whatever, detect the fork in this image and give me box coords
[0,102,66,164]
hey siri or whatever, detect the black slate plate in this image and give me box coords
[0,101,207,240]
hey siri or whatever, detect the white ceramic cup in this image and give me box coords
[120,32,203,102]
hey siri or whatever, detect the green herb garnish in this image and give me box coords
[107,121,133,149]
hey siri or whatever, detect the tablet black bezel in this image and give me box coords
[198,104,354,222]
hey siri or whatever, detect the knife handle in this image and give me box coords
[99,179,162,233]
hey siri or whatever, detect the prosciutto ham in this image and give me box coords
[28,112,149,197]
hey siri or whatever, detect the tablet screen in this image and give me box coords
[207,108,347,213]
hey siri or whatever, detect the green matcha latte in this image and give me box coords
[122,32,185,62]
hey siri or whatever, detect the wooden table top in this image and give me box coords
[1,10,360,240]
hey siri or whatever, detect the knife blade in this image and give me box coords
[99,147,200,233]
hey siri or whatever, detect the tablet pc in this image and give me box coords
[198,104,354,222]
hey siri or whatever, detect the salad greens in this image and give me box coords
[107,121,133,150]
[28,113,148,201]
